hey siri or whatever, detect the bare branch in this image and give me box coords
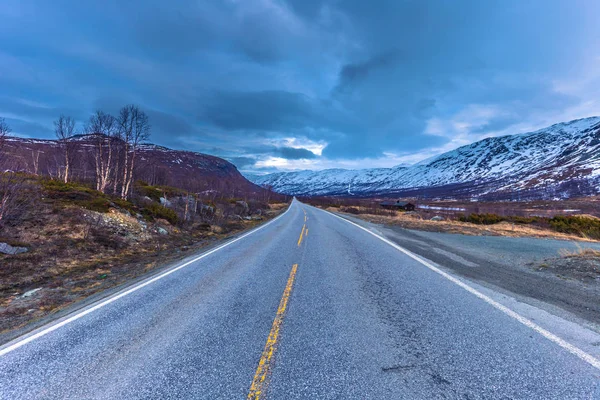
[117,105,151,199]
[0,173,36,230]
[0,117,12,164]
[54,115,77,183]
[86,111,118,193]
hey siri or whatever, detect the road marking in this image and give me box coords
[319,207,600,371]
[248,263,299,399]
[305,228,308,237]
[297,224,306,247]
[0,205,293,357]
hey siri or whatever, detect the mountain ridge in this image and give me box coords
[1,134,264,196]
[248,117,600,199]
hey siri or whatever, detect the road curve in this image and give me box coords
[1,199,600,399]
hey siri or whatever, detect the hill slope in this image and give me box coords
[250,117,600,199]
[1,135,263,195]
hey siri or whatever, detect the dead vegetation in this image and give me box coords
[558,246,600,258]
[314,200,600,283]
[0,176,288,334]
[532,245,600,283]
[319,204,600,242]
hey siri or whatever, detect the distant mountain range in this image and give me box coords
[248,117,600,200]
[1,135,263,196]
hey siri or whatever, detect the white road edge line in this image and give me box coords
[0,204,293,357]
[318,206,600,371]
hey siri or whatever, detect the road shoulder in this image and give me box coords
[333,211,600,331]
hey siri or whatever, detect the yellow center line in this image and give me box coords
[297,224,306,247]
[247,264,299,400]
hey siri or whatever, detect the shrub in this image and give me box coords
[135,182,163,202]
[80,197,111,213]
[507,216,542,225]
[112,198,137,214]
[549,216,600,239]
[134,181,186,203]
[40,179,114,212]
[142,203,178,225]
[41,179,98,197]
[458,213,504,225]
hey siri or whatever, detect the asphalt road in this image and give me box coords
[1,199,600,399]
[338,213,600,326]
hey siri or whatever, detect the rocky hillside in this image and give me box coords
[250,117,600,200]
[1,135,263,196]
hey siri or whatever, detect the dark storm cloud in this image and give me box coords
[1,0,599,169]
[202,90,314,131]
[228,156,257,169]
[201,89,355,137]
[335,51,401,93]
[276,147,317,160]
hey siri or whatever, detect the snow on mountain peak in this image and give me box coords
[249,117,600,199]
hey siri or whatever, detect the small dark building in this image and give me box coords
[380,200,415,211]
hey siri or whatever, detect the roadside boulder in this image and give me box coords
[160,197,172,207]
[0,242,28,255]
[430,216,444,221]
[235,201,249,215]
[21,288,42,298]
[157,227,168,235]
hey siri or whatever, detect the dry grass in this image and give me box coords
[558,246,600,258]
[268,202,288,211]
[328,206,600,242]
[0,200,289,335]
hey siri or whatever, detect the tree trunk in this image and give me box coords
[122,147,136,199]
[120,142,129,198]
[63,148,69,183]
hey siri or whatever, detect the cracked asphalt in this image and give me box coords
[1,200,600,399]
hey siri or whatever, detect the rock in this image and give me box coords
[200,204,214,213]
[430,216,444,221]
[157,227,168,235]
[0,242,28,255]
[21,288,42,298]
[211,225,224,234]
[160,197,172,207]
[235,200,249,212]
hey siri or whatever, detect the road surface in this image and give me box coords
[1,200,600,399]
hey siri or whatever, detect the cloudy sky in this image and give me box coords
[1,1,600,174]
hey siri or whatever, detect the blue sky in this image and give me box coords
[1,1,600,173]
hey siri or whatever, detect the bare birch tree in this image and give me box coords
[86,111,118,193]
[117,105,150,199]
[0,117,10,166]
[111,129,123,195]
[54,115,77,183]
[30,150,40,175]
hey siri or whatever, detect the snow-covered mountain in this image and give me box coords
[248,117,600,200]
